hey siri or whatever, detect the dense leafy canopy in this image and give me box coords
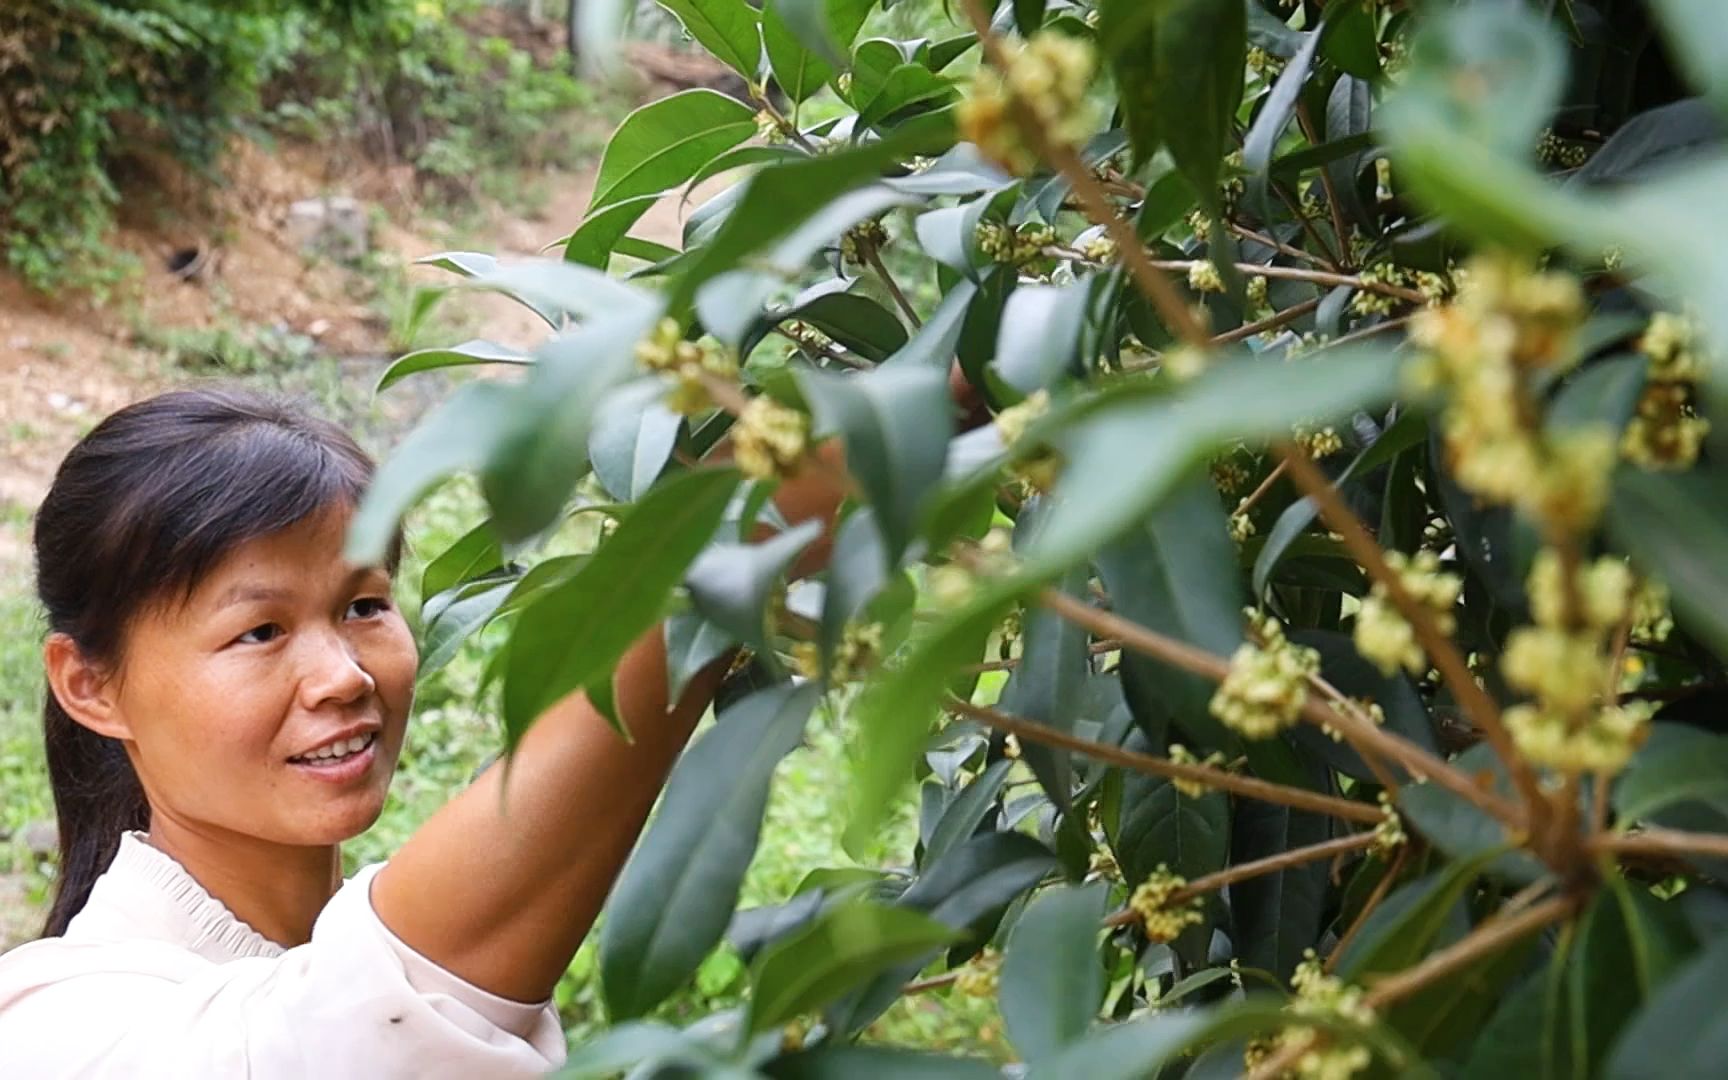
[366,0,1728,1074]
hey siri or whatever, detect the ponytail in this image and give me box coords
[39,695,149,937]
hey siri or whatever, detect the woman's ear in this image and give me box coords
[43,633,131,741]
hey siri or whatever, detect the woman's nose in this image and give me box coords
[298,629,377,710]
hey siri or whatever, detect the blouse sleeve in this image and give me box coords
[0,864,566,1079]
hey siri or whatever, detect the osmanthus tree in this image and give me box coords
[351,0,1728,1075]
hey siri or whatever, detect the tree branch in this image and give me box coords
[1102,831,1380,927]
[1325,844,1410,973]
[956,0,1211,348]
[945,696,1385,825]
[1595,827,1728,862]
[1273,446,1546,822]
[1362,894,1578,1008]
[1145,259,1425,304]
[861,241,923,329]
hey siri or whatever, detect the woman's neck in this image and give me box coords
[142,815,341,947]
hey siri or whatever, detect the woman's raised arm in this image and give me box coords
[368,448,845,1004]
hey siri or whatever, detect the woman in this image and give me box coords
[0,387,843,1076]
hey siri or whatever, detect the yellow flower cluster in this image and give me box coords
[755,108,788,144]
[1211,611,1321,738]
[975,220,1057,267]
[1410,257,1613,534]
[1079,234,1117,263]
[634,317,740,415]
[1624,312,1710,469]
[1247,274,1271,313]
[1167,743,1228,798]
[995,390,1062,493]
[1372,792,1406,855]
[955,950,1000,998]
[1631,578,1673,644]
[839,218,889,265]
[1229,507,1257,543]
[1537,129,1590,169]
[957,32,1095,175]
[1211,457,1251,496]
[1350,263,1408,317]
[1264,952,1377,1080]
[1128,866,1204,944]
[1188,259,1226,294]
[1353,551,1461,677]
[1293,424,1344,459]
[733,395,810,481]
[791,621,883,684]
[1502,550,1653,772]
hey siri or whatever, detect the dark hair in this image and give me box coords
[33,387,394,937]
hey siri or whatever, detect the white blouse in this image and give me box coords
[0,832,567,1077]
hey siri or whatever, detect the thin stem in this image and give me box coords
[1274,446,1546,821]
[962,637,1121,674]
[1038,587,1522,825]
[1235,458,1291,516]
[1272,178,1345,270]
[903,971,962,995]
[1296,101,1353,266]
[1118,300,1322,372]
[1145,259,1425,304]
[771,326,869,370]
[1227,221,1331,268]
[1103,832,1379,927]
[1363,895,1577,1008]
[1304,673,1402,794]
[1595,827,1728,862]
[956,0,1211,348]
[1325,844,1409,973]
[946,696,1385,825]
[862,242,923,329]
[751,89,818,155]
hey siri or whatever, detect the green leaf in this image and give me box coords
[779,287,909,362]
[1023,1010,1213,1080]
[501,468,741,741]
[1112,738,1230,891]
[552,1020,714,1078]
[993,276,1092,394]
[1097,475,1244,753]
[847,583,1024,853]
[746,901,955,1034]
[764,1047,1000,1080]
[855,63,956,131]
[561,194,660,269]
[1607,465,1728,662]
[588,382,682,502]
[590,89,758,214]
[601,683,820,1019]
[1001,883,1108,1064]
[420,520,504,601]
[418,577,513,677]
[763,0,834,103]
[1604,910,1728,1078]
[1568,876,1698,1074]
[1335,850,1497,981]
[1571,99,1725,186]
[376,339,532,393]
[685,519,824,655]
[999,565,1091,810]
[799,365,953,563]
[1318,0,1378,81]
[885,279,977,369]
[479,304,665,541]
[1243,28,1321,223]
[923,758,1013,868]
[1614,723,1728,825]
[769,0,874,67]
[1229,798,1332,982]
[1031,343,1403,572]
[655,0,762,79]
[664,611,737,702]
[1646,0,1728,115]
[1100,0,1246,197]
[1254,410,1428,598]
[1397,745,1547,886]
[347,380,519,565]
[819,507,889,662]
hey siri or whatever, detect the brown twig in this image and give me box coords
[1213,298,1324,345]
[861,242,923,329]
[1103,832,1380,928]
[1274,446,1546,824]
[902,971,962,995]
[1037,587,1522,825]
[1227,221,1331,269]
[1234,458,1291,516]
[1362,894,1578,1008]
[1303,674,1403,794]
[771,326,869,370]
[946,696,1385,825]
[1146,259,1426,304]
[962,637,1121,674]
[956,0,1210,348]
[1296,101,1353,266]
[1325,843,1409,973]
[1594,827,1728,862]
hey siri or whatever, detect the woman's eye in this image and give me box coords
[347,597,391,620]
[237,624,281,646]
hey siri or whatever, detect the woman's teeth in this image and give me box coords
[293,733,374,764]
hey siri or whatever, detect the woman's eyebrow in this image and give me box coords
[211,583,293,612]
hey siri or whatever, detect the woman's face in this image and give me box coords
[111,504,417,849]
